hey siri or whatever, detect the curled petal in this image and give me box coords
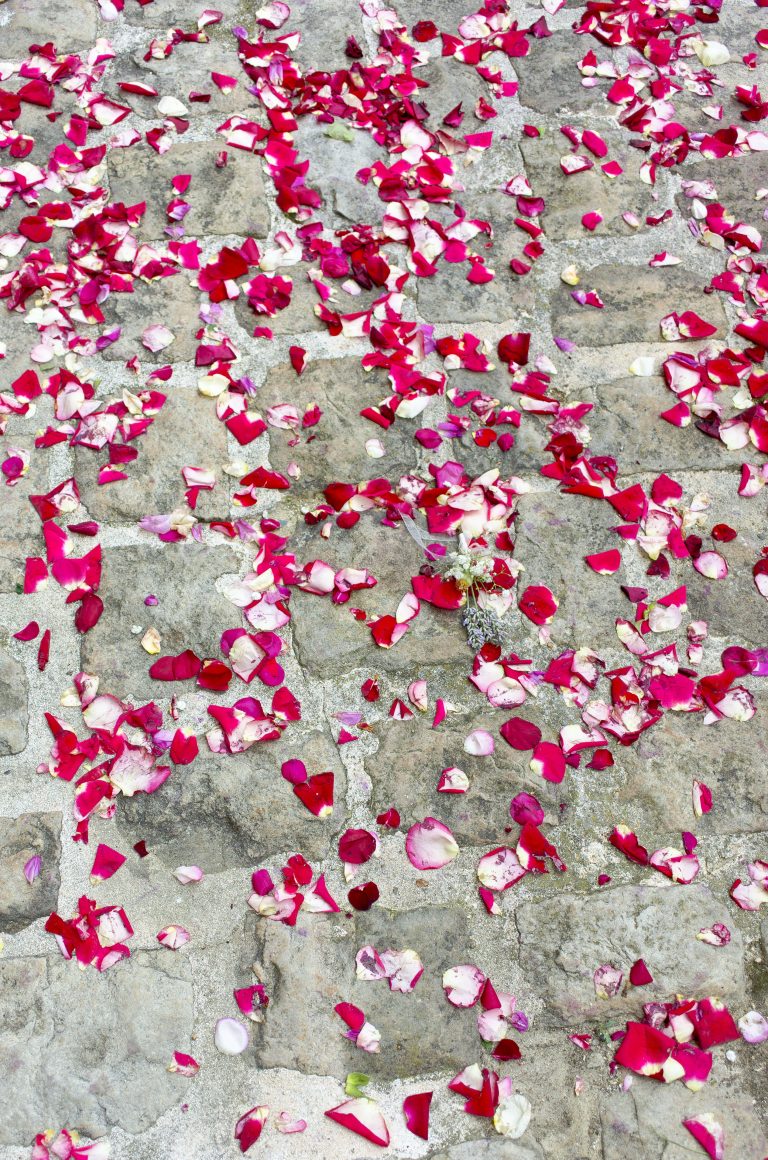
[234,1105,268,1152]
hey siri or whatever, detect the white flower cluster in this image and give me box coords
[444,534,496,591]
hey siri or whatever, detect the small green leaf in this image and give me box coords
[345,1072,370,1098]
[324,123,354,143]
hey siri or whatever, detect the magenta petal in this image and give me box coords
[500,716,542,751]
[13,620,40,641]
[530,741,565,783]
[683,1114,724,1160]
[334,1001,365,1032]
[90,843,126,882]
[338,827,377,864]
[281,758,307,785]
[509,791,544,825]
[234,1106,268,1152]
[403,1091,432,1140]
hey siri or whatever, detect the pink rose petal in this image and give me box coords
[405,818,459,870]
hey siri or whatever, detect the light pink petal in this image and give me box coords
[407,680,428,711]
[142,324,175,352]
[477,846,526,891]
[405,817,459,870]
[739,1011,768,1044]
[594,963,624,998]
[693,551,728,580]
[379,947,424,992]
[464,728,495,756]
[275,1112,307,1134]
[443,964,486,1007]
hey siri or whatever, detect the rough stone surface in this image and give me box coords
[252,906,480,1077]
[291,515,470,675]
[121,0,219,23]
[0,812,61,933]
[0,452,48,594]
[676,153,768,230]
[607,691,768,834]
[0,952,193,1143]
[0,0,97,53]
[118,41,257,117]
[107,140,269,242]
[255,357,416,492]
[517,883,744,1026]
[512,489,628,649]
[117,729,346,871]
[414,58,488,134]
[429,1143,546,1160]
[80,543,239,703]
[681,478,768,648]
[74,390,230,524]
[0,637,29,756]
[515,34,601,116]
[287,0,366,74]
[417,258,533,326]
[551,264,729,347]
[296,118,386,227]
[600,1074,767,1160]
[584,376,728,473]
[520,135,652,241]
[99,275,201,364]
[365,714,563,844]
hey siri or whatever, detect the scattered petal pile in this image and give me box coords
[1,0,768,1156]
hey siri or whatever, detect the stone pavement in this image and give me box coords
[1,1,768,1158]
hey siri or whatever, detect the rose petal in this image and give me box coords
[405,818,459,870]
